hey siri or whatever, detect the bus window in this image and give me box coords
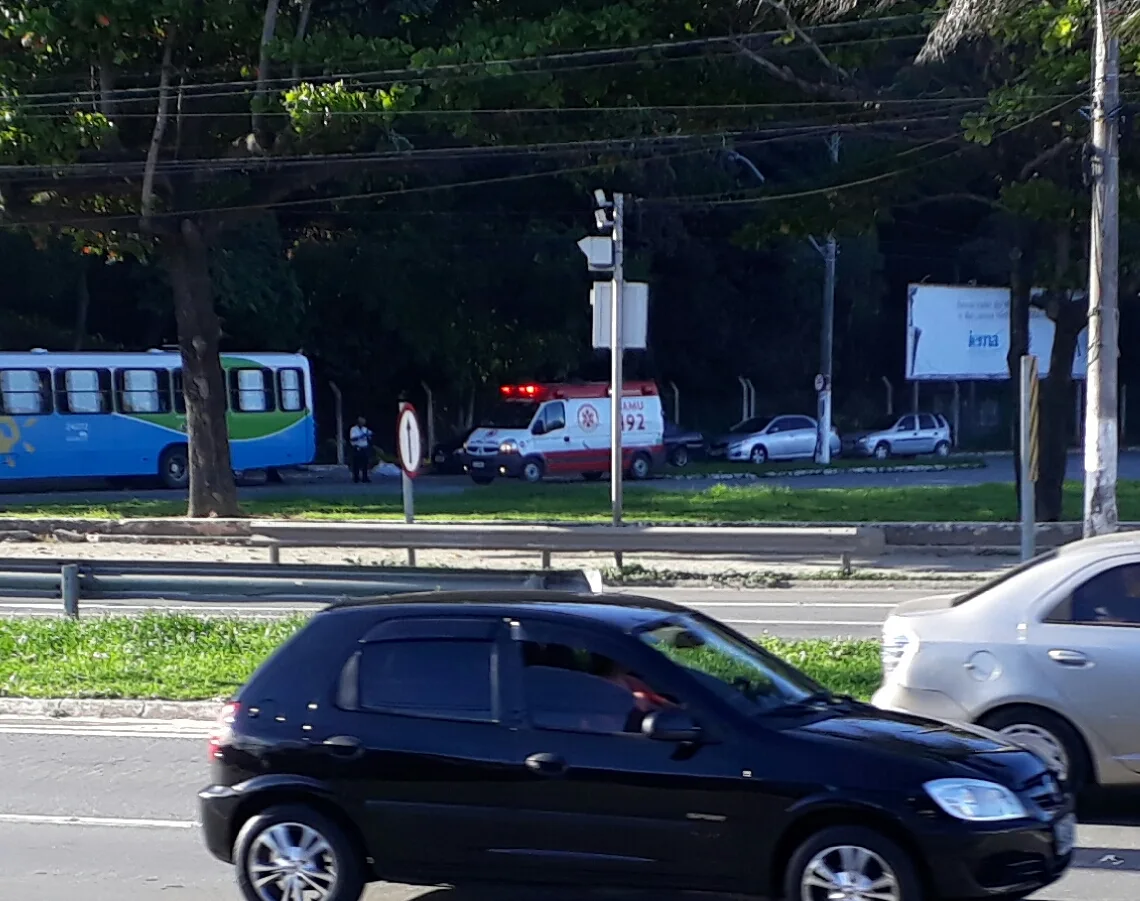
[56,369,111,414]
[172,370,187,414]
[278,368,305,412]
[116,369,170,414]
[0,369,50,415]
[230,368,274,413]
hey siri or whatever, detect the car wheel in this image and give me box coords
[628,453,652,481]
[582,471,604,482]
[234,804,365,901]
[670,445,690,468]
[750,445,768,464]
[785,825,920,901]
[934,440,951,457]
[980,706,1091,792]
[521,457,544,483]
[158,445,190,490]
[873,442,891,461]
[470,474,494,486]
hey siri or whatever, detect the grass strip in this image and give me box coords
[681,455,986,476]
[0,614,882,701]
[3,479,1132,523]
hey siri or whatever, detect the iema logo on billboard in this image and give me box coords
[968,331,1000,349]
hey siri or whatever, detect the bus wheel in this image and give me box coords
[159,445,190,490]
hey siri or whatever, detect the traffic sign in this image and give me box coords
[396,404,423,478]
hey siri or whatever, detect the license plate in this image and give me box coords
[472,460,486,469]
[1054,813,1076,856]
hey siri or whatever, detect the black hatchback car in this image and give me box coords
[199,591,1075,901]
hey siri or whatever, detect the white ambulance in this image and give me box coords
[462,381,666,484]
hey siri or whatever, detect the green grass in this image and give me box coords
[681,455,986,475]
[0,614,882,701]
[4,479,1133,523]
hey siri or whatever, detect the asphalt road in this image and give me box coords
[4,450,1140,505]
[0,586,938,639]
[0,723,1137,901]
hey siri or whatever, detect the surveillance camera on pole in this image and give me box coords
[594,188,611,209]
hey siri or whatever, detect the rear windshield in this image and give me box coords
[951,549,1060,607]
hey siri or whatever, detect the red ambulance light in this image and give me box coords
[500,385,514,396]
[520,384,538,397]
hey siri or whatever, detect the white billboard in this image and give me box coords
[906,284,1088,381]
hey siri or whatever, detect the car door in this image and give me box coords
[498,618,753,892]
[916,414,940,453]
[894,415,919,454]
[531,401,572,472]
[762,417,794,459]
[322,615,534,880]
[787,415,819,458]
[1032,562,1140,774]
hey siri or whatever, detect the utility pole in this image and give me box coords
[609,192,626,527]
[812,133,840,464]
[1084,0,1120,537]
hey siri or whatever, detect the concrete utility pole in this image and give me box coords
[1084,0,1121,537]
[609,192,626,527]
[812,133,840,464]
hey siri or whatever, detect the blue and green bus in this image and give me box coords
[0,349,316,488]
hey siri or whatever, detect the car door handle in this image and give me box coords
[564,436,571,442]
[525,752,567,777]
[322,735,364,758]
[1048,649,1092,667]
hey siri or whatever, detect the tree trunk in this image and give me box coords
[162,218,239,518]
[1006,245,1031,516]
[1036,304,1085,520]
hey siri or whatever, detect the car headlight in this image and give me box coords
[499,440,519,454]
[924,778,1027,822]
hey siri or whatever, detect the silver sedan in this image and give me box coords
[873,532,1140,793]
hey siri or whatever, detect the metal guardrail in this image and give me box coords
[0,558,596,616]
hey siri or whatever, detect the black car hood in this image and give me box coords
[790,703,1043,782]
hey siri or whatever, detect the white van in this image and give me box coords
[462,381,666,484]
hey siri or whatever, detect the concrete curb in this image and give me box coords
[664,460,986,481]
[0,697,220,720]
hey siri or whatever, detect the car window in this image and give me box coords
[543,401,566,432]
[729,417,772,435]
[520,640,678,735]
[786,416,815,430]
[918,414,938,430]
[356,638,496,721]
[1048,563,1140,627]
[635,615,821,716]
[767,418,789,433]
[897,415,917,430]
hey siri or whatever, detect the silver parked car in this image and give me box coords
[873,532,1140,792]
[708,414,840,464]
[849,412,952,459]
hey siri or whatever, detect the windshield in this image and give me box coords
[729,416,773,435]
[866,415,900,431]
[480,401,539,430]
[635,614,822,714]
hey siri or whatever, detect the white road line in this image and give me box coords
[0,813,195,830]
[695,602,899,609]
[0,726,205,738]
[723,619,880,627]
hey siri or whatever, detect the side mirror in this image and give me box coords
[531,421,546,436]
[642,708,702,743]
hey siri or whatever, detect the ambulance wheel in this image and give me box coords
[583,472,604,482]
[627,453,652,481]
[470,474,495,486]
[521,457,545,484]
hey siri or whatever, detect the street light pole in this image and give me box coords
[1084,0,1121,537]
[814,133,840,465]
[609,193,626,527]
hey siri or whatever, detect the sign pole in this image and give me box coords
[610,192,625,532]
[396,402,424,567]
[1019,355,1039,561]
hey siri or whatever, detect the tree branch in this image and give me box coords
[141,29,178,225]
[253,0,283,148]
[291,0,315,84]
[758,0,850,82]
[733,39,860,100]
[1018,137,1076,182]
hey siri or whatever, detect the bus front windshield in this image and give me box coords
[635,615,823,715]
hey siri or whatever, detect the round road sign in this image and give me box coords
[396,405,423,477]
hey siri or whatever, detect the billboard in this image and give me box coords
[906,284,1088,381]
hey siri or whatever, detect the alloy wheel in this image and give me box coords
[800,844,900,901]
[998,724,1070,781]
[245,821,339,901]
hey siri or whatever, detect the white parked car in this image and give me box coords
[708,415,840,464]
[848,412,952,459]
[873,532,1140,793]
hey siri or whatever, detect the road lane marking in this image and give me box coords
[0,814,195,829]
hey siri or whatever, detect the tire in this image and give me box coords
[520,457,544,484]
[583,471,604,482]
[785,825,921,901]
[470,474,495,486]
[980,706,1091,792]
[158,445,190,490]
[934,440,951,458]
[669,445,690,468]
[749,445,768,464]
[873,442,891,461]
[627,453,652,481]
[233,803,365,901]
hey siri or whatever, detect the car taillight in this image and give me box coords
[207,702,240,761]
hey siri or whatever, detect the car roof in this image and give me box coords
[323,589,690,632]
[1055,530,1140,559]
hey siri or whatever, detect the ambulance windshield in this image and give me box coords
[482,401,540,429]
